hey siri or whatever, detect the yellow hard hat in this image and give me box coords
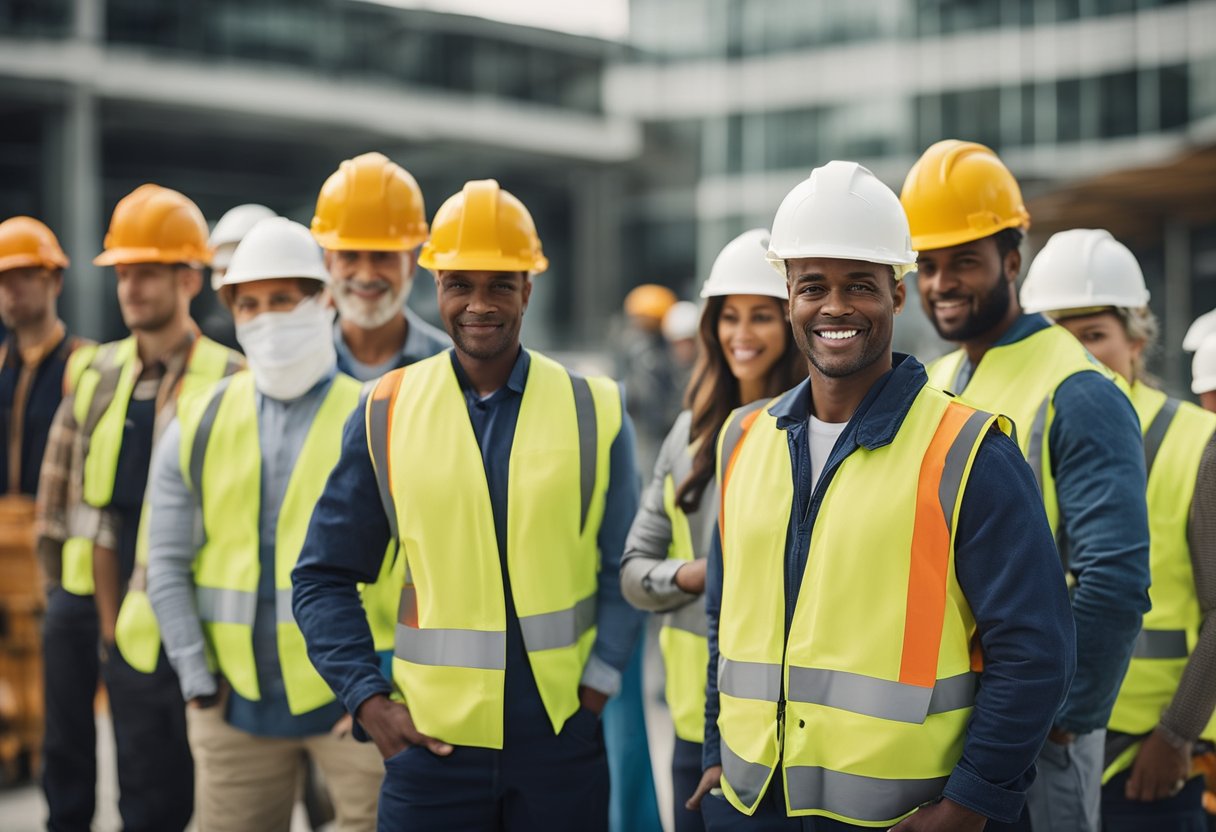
[900,140,1030,252]
[0,216,70,272]
[624,284,678,322]
[94,184,211,267]
[418,180,548,274]
[311,152,428,252]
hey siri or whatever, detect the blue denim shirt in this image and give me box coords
[953,314,1150,734]
[703,354,1077,824]
[292,348,644,741]
[332,308,450,382]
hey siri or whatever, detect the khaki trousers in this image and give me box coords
[187,704,382,832]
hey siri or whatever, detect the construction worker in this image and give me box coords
[1020,228,1216,831]
[311,152,448,382]
[200,203,277,348]
[901,141,1151,832]
[292,179,644,831]
[36,183,242,831]
[688,161,1074,830]
[137,217,382,831]
[1185,312,1216,413]
[661,299,701,394]
[620,283,681,467]
[621,228,806,832]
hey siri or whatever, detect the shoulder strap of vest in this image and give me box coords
[184,375,237,497]
[366,368,407,542]
[73,340,134,434]
[715,396,774,491]
[64,341,101,397]
[1143,397,1180,477]
[566,369,599,535]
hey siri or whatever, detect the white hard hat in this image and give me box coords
[210,204,276,270]
[221,217,329,289]
[662,301,700,342]
[1184,309,1216,352]
[701,228,788,300]
[1194,334,1216,396]
[1021,229,1148,315]
[766,161,916,279]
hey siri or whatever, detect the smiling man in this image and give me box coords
[689,161,1075,831]
[292,180,644,831]
[311,152,449,382]
[901,141,1152,832]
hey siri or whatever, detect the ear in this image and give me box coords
[181,267,203,300]
[520,273,533,311]
[1003,247,1022,283]
[892,277,907,316]
[404,250,418,278]
[50,269,65,298]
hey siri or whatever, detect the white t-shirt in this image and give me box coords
[809,415,849,486]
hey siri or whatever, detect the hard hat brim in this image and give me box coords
[419,252,549,276]
[312,231,427,253]
[94,246,211,267]
[909,215,1030,253]
[700,280,789,300]
[0,253,66,273]
[1027,293,1152,316]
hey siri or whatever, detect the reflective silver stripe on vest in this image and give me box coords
[196,586,258,626]
[568,373,597,535]
[367,390,400,541]
[189,377,233,499]
[786,667,976,724]
[663,597,707,637]
[276,587,295,626]
[938,409,991,534]
[394,623,506,671]
[720,737,773,809]
[519,593,596,652]
[1027,396,1050,498]
[718,657,782,702]
[784,765,947,822]
[1143,398,1180,477]
[1134,628,1188,659]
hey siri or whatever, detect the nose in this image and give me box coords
[353,253,376,282]
[820,287,852,318]
[466,286,495,314]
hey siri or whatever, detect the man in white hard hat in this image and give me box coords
[202,204,277,349]
[690,161,1074,830]
[140,217,385,830]
[1193,335,1216,414]
[662,299,700,392]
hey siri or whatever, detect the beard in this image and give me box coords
[927,278,1013,342]
[333,277,412,329]
[794,321,890,380]
[449,315,521,361]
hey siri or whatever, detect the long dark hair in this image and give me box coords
[674,295,807,514]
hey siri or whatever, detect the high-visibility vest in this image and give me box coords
[60,336,235,597]
[927,323,1112,544]
[657,411,717,745]
[366,350,620,749]
[715,387,1005,824]
[1104,382,1216,780]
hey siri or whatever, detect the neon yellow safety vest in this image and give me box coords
[366,351,621,749]
[60,336,235,596]
[927,323,1111,542]
[1103,382,1216,780]
[656,412,718,745]
[715,387,1006,825]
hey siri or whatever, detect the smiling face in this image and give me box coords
[327,249,416,329]
[915,235,1018,343]
[786,257,904,379]
[717,294,788,387]
[1057,310,1141,384]
[435,270,531,361]
[114,262,200,333]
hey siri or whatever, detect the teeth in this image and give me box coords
[732,348,760,360]
[935,300,966,310]
[819,330,859,341]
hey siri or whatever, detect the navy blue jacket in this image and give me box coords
[0,329,77,496]
[703,354,1077,824]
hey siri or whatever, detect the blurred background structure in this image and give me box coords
[1,0,1215,379]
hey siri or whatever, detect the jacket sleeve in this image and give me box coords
[702,525,723,771]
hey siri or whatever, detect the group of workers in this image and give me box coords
[0,137,1214,832]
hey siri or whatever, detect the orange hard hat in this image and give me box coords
[624,284,678,322]
[311,152,428,252]
[418,180,547,274]
[900,140,1030,252]
[94,184,211,267]
[0,216,70,273]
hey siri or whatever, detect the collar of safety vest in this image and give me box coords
[769,352,928,451]
[448,346,530,397]
[994,312,1052,348]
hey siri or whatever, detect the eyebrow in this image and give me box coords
[792,272,880,282]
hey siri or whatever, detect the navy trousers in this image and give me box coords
[377,706,610,831]
[41,589,99,832]
[673,737,706,832]
[1102,768,1208,832]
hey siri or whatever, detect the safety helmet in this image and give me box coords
[1193,335,1216,396]
[1184,309,1216,352]
[767,161,916,279]
[0,216,70,273]
[1020,229,1149,316]
[210,204,276,271]
[311,152,428,252]
[900,140,1030,252]
[220,218,329,290]
[661,301,700,343]
[624,284,678,322]
[94,184,211,267]
[418,179,548,274]
[701,229,787,300]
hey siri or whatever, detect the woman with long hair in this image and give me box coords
[620,229,806,832]
[1021,229,1216,832]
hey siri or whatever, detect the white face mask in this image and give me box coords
[235,295,337,401]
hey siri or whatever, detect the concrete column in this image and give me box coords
[53,87,104,340]
[572,168,623,349]
[1163,218,1191,396]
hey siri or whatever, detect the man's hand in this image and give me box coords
[355,694,452,760]
[187,677,226,710]
[685,765,722,811]
[889,799,987,831]
[1047,726,1076,746]
[578,685,609,716]
[675,559,707,595]
[1126,728,1192,802]
[330,713,354,738]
